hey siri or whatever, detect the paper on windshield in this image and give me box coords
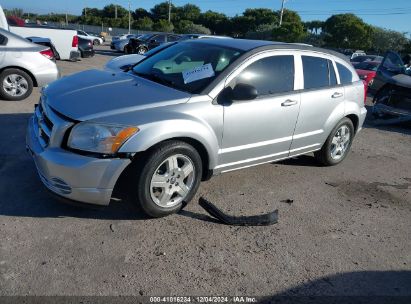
[182,63,215,84]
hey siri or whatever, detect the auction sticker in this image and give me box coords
[182,63,215,84]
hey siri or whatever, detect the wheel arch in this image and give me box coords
[0,66,38,87]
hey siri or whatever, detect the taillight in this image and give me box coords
[72,35,78,47]
[40,48,54,60]
[362,80,368,104]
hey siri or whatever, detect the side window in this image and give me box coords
[336,62,354,85]
[302,56,330,89]
[328,60,337,86]
[235,55,294,96]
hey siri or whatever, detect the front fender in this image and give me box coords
[119,118,220,169]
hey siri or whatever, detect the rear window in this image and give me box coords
[302,56,330,89]
[337,63,354,85]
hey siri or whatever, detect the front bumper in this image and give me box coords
[26,110,131,206]
[358,107,367,132]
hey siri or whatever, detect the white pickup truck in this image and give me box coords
[0,6,80,60]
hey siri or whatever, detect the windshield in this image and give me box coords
[132,42,244,94]
[356,61,379,71]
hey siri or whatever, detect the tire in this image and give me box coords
[314,118,355,166]
[133,140,203,218]
[93,39,100,46]
[0,68,33,101]
[124,45,130,54]
[137,46,147,55]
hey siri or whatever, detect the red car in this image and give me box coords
[355,61,380,88]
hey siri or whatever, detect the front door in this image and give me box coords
[217,54,300,172]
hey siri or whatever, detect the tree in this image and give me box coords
[243,8,277,28]
[323,14,372,49]
[230,15,255,37]
[153,19,174,32]
[134,16,154,31]
[176,20,211,34]
[304,20,324,35]
[198,10,230,34]
[102,4,128,19]
[271,9,306,42]
[133,8,151,20]
[371,26,409,53]
[246,23,276,40]
[151,2,174,21]
[178,4,201,22]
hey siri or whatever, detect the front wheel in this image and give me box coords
[133,140,203,218]
[93,39,100,45]
[315,118,354,166]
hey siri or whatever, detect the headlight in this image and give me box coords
[68,122,139,154]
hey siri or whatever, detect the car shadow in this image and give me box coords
[275,155,319,167]
[0,113,148,220]
[261,270,411,303]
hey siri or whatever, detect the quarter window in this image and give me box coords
[302,56,330,89]
[336,62,354,85]
[235,55,295,96]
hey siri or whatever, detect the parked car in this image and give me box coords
[26,39,366,218]
[126,33,181,54]
[78,36,94,58]
[0,6,79,61]
[88,32,105,42]
[350,50,366,60]
[110,34,141,53]
[370,51,411,120]
[77,30,103,45]
[26,36,60,60]
[105,42,177,71]
[355,61,380,87]
[0,28,59,101]
[112,33,135,41]
[351,55,383,68]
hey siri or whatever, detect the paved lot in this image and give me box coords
[0,45,410,298]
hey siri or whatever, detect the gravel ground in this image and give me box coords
[0,45,410,298]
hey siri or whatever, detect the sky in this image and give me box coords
[1,0,410,33]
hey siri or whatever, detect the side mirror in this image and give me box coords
[231,83,258,101]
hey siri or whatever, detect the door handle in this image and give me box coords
[332,92,343,98]
[281,99,298,107]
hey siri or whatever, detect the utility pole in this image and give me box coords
[168,0,172,23]
[65,12,68,26]
[128,0,131,34]
[279,0,287,27]
[115,5,118,19]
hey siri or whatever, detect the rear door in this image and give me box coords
[289,54,343,156]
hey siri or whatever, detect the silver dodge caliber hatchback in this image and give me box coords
[27,39,367,217]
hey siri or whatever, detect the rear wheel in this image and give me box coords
[132,140,202,218]
[137,46,147,55]
[0,68,33,101]
[315,118,354,166]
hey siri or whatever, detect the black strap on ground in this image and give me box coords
[199,197,278,226]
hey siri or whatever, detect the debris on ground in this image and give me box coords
[280,199,294,205]
[199,197,278,226]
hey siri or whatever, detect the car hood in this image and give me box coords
[104,54,145,72]
[45,69,191,121]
